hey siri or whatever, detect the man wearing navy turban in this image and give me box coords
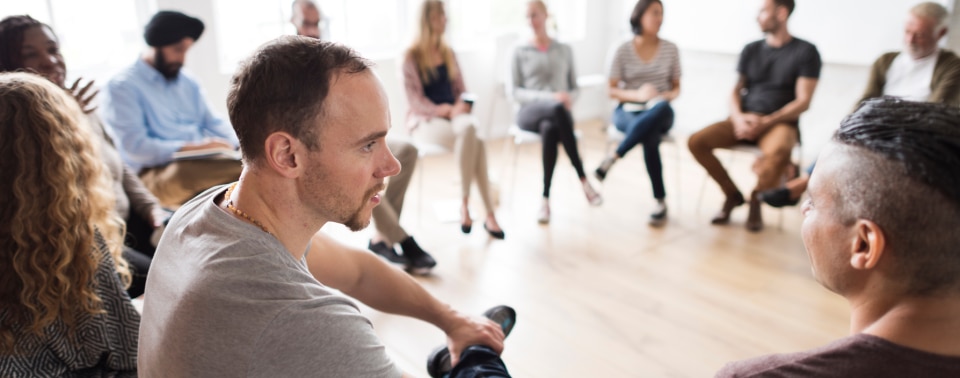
[100,10,242,208]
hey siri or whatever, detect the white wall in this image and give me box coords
[658,0,953,66]
[147,0,960,141]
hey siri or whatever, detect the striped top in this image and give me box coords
[609,39,681,93]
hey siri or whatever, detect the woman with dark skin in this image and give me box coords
[0,15,169,298]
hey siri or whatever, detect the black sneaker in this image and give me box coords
[482,305,517,337]
[400,237,436,275]
[426,305,517,378]
[368,240,407,264]
[594,157,615,182]
[758,187,800,208]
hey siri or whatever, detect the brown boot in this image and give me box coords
[746,195,764,232]
[711,191,745,224]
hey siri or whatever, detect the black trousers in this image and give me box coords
[516,100,586,198]
[122,211,156,298]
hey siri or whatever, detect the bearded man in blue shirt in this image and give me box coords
[102,11,242,208]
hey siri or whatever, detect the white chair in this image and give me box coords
[412,139,453,226]
[604,124,682,211]
[694,143,802,230]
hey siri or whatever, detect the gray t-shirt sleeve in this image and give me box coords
[247,300,401,378]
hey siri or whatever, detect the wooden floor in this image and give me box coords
[322,119,849,378]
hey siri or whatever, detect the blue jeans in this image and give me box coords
[613,101,674,199]
[448,346,511,378]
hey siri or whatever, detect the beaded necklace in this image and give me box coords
[224,183,274,237]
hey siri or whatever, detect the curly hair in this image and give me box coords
[0,15,46,72]
[0,72,128,354]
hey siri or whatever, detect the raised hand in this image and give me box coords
[68,78,99,114]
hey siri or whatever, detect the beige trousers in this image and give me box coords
[370,140,417,244]
[413,116,494,213]
[139,158,243,209]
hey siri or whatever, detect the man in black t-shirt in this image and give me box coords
[688,0,821,232]
[716,98,960,378]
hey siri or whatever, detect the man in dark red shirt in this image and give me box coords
[717,98,960,377]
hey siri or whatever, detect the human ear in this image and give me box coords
[263,132,302,178]
[850,219,885,270]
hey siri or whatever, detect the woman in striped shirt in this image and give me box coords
[595,0,681,227]
[510,0,603,224]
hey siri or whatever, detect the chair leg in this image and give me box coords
[509,141,521,209]
[417,154,425,228]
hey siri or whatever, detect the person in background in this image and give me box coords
[717,98,960,377]
[594,0,681,227]
[0,72,140,376]
[291,0,437,274]
[102,10,242,209]
[510,0,603,224]
[0,15,169,298]
[138,36,513,377]
[403,0,505,239]
[759,1,960,208]
[688,0,820,232]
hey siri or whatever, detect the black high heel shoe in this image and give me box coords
[483,222,505,240]
[461,223,472,234]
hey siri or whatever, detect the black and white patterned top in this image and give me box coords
[0,232,140,377]
[609,39,682,94]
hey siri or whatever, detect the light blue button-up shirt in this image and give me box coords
[101,59,238,171]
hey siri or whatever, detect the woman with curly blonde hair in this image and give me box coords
[0,15,169,298]
[0,72,139,376]
[403,0,505,239]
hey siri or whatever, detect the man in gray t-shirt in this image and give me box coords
[139,37,509,377]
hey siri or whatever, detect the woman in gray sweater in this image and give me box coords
[510,0,602,224]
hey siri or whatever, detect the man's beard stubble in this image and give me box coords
[154,49,182,80]
[342,183,386,232]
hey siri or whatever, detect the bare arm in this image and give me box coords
[729,75,747,119]
[306,233,505,365]
[760,77,818,127]
[662,78,681,102]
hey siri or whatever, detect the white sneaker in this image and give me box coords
[537,202,550,224]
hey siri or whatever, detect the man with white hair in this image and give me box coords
[860,1,960,106]
[759,1,960,208]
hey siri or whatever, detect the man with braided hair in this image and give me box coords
[717,98,960,377]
